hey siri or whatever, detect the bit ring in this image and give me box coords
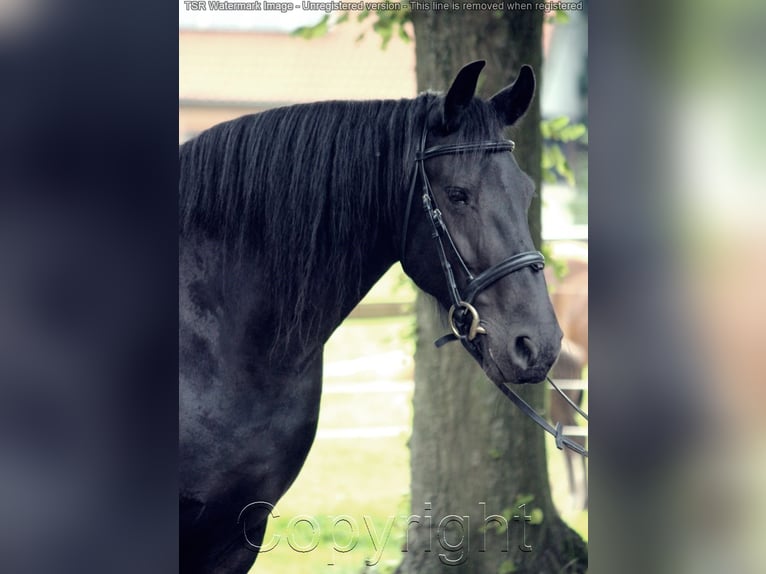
[448,301,487,341]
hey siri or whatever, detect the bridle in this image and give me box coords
[400,123,589,458]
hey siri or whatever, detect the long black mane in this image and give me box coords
[179,94,503,352]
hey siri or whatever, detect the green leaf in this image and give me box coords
[513,494,535,507]
[373,19,393,49]
[559,123,587,141]
[550,144,565,167]
[542,117,587,144]
[545,9,569,24]
[549,115,570,132]
[542,143,576,186]
[541,121,551,139]
[296,8,413,49]
[541,146,556,169]
[529,508,544,525]
[541,243,568,280]
[291,14,330,40]
[498,559,517,574]
[563,166,575,186]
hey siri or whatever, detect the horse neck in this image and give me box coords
[226,218,399,369]
[304,216,398,349]
[335,238,398,321]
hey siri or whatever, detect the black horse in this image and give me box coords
[179,61,562,573]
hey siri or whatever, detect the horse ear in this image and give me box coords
[490,65,536,126]
[442,60,486,132]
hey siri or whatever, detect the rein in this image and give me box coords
[401,124,589,458]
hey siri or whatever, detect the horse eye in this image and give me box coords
[446,187,469,205]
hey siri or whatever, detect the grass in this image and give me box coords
[253,436,411,573]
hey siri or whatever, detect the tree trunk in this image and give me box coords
[397,10,587,573]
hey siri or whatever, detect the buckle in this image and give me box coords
[447,301,486,342]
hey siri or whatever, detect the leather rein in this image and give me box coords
[400,124,589,458]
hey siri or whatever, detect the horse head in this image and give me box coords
[401,61,562,384]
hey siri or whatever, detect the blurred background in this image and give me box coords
[4,0,763,572]
[180,5,589,572]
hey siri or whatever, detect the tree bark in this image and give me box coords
[397,9,587,573]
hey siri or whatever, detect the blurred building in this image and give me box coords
[179,14,416,142]
[179,9,588,240]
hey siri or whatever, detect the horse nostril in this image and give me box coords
[512,336,539,369]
